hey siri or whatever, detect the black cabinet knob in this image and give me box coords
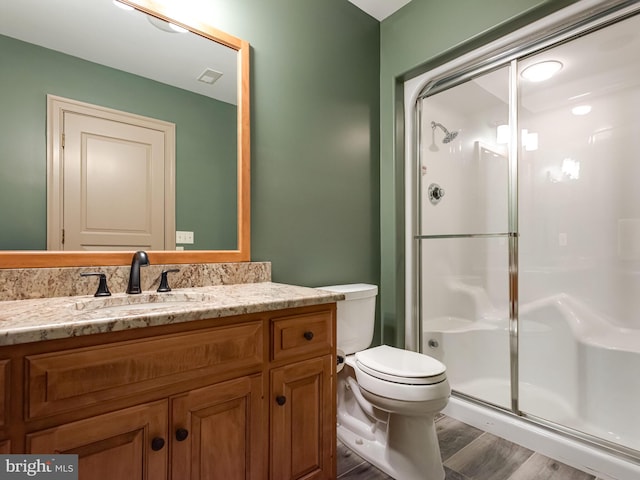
[175,428,189,442]
[275,395,287,406]
[303,331,314,341]
[151,437,165,451]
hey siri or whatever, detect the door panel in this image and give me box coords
[27,400,168,480]
[171,375,264,480]
[270,356,333,480]
[63,111,166,250]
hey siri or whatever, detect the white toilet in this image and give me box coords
[319,284,450,480]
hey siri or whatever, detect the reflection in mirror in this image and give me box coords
[0,0,250,267]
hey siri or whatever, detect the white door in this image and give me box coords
[47,96,176,251]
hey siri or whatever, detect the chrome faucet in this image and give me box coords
[126,250,150,294]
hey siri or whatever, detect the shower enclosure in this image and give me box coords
[410,1,640,470]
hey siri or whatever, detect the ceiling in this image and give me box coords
[0,0,238,104]
[0,0,411,107]
[348,0,413,21]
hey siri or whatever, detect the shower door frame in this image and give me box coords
[407,0,640,463]
[414,60,520,413]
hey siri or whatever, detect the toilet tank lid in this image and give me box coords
[316,283,378,300]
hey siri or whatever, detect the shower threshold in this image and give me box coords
[444,394,640,480]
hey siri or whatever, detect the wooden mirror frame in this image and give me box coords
[0,0,250,269]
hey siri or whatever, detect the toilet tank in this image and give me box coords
[317,284,378,355]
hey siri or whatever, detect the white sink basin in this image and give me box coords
[74,292,214,312]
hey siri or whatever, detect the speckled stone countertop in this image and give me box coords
[0,282,344,346]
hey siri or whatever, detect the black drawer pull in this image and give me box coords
[175,428,189,442]
[151,437,165,451]
[276,395,287,406]
[303,331,314,341]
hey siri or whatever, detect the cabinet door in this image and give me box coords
[0,359,8,431]
[271,356,334,480]
[0,439,9,453]
[27,400,168,480]
[171,375,264,480]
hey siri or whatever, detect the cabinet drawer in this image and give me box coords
[26,321,263,419]
[272,309,333,362]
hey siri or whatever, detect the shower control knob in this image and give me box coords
[428,183,445,205]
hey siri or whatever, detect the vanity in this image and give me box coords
[0,281,342,479]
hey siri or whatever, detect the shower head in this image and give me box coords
[431,121,458,144]
[442,130,458,143]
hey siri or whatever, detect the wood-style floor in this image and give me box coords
[337,415,604,480]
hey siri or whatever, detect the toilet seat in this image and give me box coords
[355,345,446,385]
[352,345,450,403]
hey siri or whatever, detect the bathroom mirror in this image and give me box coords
[0,0,250,268]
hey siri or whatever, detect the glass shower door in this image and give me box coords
[517,12,640,452]
[417,66,512,409]
[414,4,640,458]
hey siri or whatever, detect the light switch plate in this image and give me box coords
[176,231,194,244]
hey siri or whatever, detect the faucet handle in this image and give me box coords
[81,272,112,297]
[157,269,180,293]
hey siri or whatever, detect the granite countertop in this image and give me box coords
[0,282,344,346]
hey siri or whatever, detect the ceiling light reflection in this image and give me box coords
[572,105,592,116]
[521,60,563,82]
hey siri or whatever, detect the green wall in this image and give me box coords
[0,34,237,251]
[205,1,382,287]
[378,0,581,346]
[195,0,382,341]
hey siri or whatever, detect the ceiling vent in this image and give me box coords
[197,68,223,85]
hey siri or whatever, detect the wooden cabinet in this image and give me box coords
[270,309,336,480]
[0,359,8,451]
[270,356,333,480]
[27,375,263,480]
[27,400,168,480]
[25,321,263,420]
[0,359,8,430]
[171,375,263,480]
[271,310,332,363]
[0,303,336,480]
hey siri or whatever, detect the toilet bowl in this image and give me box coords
[318,284,451,480]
